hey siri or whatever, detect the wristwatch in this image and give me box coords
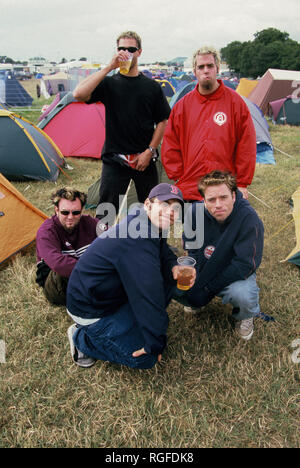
[148,146,156,156]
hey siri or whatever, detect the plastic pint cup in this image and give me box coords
[119,53,133,75]
[176,256,196,291]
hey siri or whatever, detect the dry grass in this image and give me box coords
[0,101,299,448]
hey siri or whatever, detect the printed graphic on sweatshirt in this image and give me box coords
[204,245,215,259]
[61,244,91,258]
[213,112,227,126]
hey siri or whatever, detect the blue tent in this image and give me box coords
[155,78,176,97]
[242,97,275,164]
[169,81,197,108]
[141,69,152,79]
[167,77,180,90]
[222,79,238,90]
[0,71,33,107]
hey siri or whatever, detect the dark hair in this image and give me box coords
[198,170,237,198]
[51,187,87,208]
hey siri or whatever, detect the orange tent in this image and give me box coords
[236,78,258,97]
[0,174,48,264]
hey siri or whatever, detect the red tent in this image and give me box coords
[37,92,67,122]
[248,68,300,114]
[38,92,105,159]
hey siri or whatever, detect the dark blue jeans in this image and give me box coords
[73,283,175,369]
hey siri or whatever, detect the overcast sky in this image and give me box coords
[2,0,300,64]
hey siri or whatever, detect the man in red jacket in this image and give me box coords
[161,46,256,201]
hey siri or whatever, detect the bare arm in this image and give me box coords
[73,50,130,102]
[237,187,249,199]
[150,119,168,149]
[135,119,168,171]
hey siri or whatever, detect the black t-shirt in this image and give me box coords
[88,72,170,156]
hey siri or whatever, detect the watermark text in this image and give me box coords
[291,80,300,104]
[96,199,204,249]
[291,338,300,364]
[0,340,6,363]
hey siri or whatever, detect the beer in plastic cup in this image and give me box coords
[177,256,196,291]
[119,53,133,75]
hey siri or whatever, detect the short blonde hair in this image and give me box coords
[193,46,221,71]
[117,31,142,50]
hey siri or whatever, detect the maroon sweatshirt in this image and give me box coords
[36,214,98,278]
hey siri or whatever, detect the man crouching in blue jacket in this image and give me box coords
[66,183,193,369]
[183,170,264,341]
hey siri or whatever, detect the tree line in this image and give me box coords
[220,28,300,78]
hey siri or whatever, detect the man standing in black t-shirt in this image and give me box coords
[73,31,171,226]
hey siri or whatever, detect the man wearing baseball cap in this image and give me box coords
[66,183,193,369]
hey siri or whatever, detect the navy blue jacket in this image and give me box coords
[67,209,177,355]
[183,191,264,306]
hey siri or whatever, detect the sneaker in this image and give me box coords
[67,324,96,368]
[235,318,254,341]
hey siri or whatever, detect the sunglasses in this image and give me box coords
[59,210,82,216]
[117,46,138,53]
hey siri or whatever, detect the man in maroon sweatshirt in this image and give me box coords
[36,187,98,305]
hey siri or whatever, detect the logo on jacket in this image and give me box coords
[204,245,215,259]
[213,112,227,126]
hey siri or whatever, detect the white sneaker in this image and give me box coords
[67,324,96,368]
[235,318,254,341]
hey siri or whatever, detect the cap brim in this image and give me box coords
[156,194,184,205]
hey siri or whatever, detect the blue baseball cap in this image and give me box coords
[148,183,184,204]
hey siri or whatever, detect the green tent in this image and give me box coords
[269,96,300,126]
[0,109,65,181]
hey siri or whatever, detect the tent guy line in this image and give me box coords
[274,146,294,158]
[248,191,272,209]
[269,173,300,194]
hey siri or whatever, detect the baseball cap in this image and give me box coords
[148,183,184,204]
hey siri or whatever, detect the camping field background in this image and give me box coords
[0,78,299,448]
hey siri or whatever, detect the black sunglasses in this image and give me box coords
[60,210,82,216]
[117,46,138,53]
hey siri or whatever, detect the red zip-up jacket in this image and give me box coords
[161,81,256,200]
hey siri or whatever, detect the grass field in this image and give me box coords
[0,80,299,448]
